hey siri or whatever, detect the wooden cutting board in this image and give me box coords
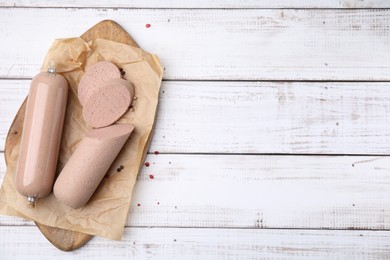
[4,20,142,251]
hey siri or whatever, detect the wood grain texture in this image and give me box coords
[1,226,390,259]
[0,8,389,80]
[2,153,390,230]
[1,4,389,258]
[3,80,390,154]
[1,0,390,8]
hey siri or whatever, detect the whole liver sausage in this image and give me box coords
[82,78,135,128]
[15,70,68,203]
[77,61,121,106]
[53,124,134,208]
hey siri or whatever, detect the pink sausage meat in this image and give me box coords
[82,78,135,128]
[15,71,68,202]
[53,124,134,208]
[78,61,121,106]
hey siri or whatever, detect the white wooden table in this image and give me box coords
[1,1,390,259]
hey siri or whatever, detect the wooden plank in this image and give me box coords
[2,0,390,8]
[2,153,390,230]
[0,8,389,80]
[0,80,28,152]
[1,226,390,259]
[2,80,390,154]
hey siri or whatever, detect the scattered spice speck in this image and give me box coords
[157,202,160,205]
[145,23,151,28]
[137,203,141,207]
[149,174,155,179]
[145,162,150,167]
[154,151,160,155]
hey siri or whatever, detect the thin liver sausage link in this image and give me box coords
[15,71,68,203]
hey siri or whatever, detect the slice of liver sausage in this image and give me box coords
[78,61,121,106]
[82,78,135,128]
[53,124,134,209]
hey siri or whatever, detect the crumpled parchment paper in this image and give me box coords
[0,37,163,240]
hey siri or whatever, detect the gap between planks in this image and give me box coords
[4,78,390,83]
[1,0,390,9]
[1,221,390,232]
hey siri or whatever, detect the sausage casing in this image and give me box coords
[15,70,68,202]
